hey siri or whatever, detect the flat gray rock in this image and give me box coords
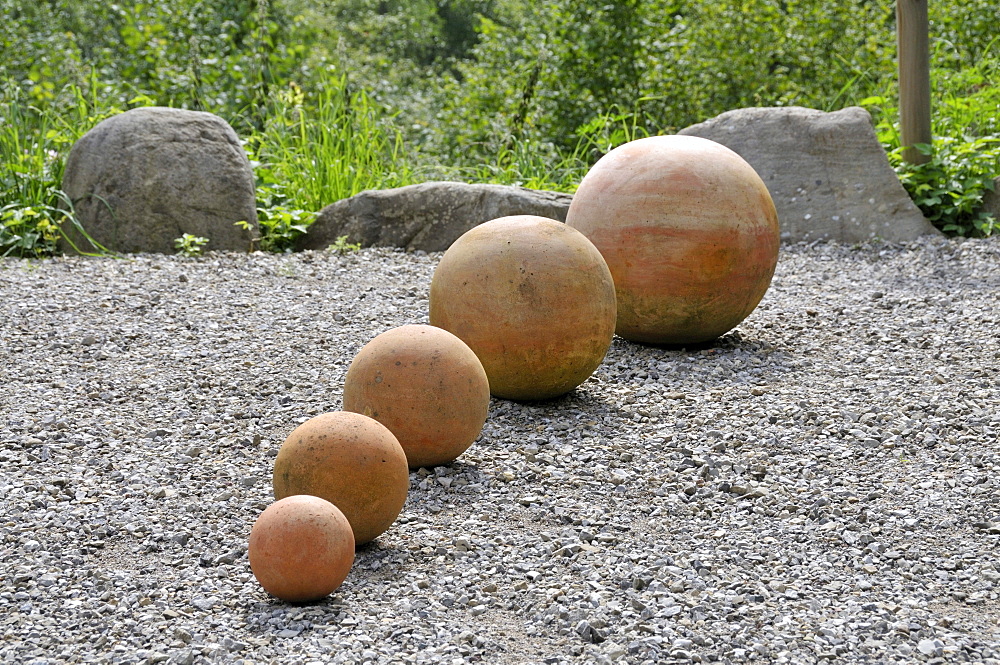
[295,182,573,252]
[679,106,940,243]
[61,107,258,254]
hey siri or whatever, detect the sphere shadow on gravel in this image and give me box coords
[403,459,493,522]
[352,539,410,572]
[505,387,634,414]
[626,329,773,353]
[602,329,800,392]
[555,390,635,423]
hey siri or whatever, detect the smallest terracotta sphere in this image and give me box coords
[343,324,490,469]
[248,495,355,603]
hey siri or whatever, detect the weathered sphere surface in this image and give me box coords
[343,324,490,469]
[272,412,409,545]
[248,495,355,603]
[566,135,780,344]
[429,215,616,401]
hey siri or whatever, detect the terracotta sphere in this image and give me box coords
[566,135,780,345]
[429,215,617,401]
[272,411,409,545]
[342,324,490,469]
[248,495,355,603]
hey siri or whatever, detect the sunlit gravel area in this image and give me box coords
[1,235,998,665]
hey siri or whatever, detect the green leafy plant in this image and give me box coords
[444,104,652,192]
[862,50,1000,238]
[327,235,361,255]
[174,233,209,256]
[0,203,61,257]
[1,193,110,257]
[892,138,998,237]
[243,184,316,253]
[253,205,314,253]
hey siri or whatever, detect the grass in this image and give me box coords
[0,91,68,256]
[0,82,126,256]
[434,105,654,193]
[249,78,416,214]
[241,77,419,251]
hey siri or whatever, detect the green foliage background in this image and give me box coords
[1,0,998,253]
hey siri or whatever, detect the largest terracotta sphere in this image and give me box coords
[429,215,616,401]
[272,411,409,545]
[566,135,780,345]
[342,324,490,469]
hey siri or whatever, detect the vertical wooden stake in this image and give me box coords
[896,0,932,164]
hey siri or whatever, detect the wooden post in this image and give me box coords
[896,0,932,164]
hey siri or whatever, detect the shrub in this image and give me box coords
[864,50,1000,237]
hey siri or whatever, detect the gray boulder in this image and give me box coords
[296,182,573,252]
[61,107,258,254]
[979,176,1000,229]
[678,106,939,243]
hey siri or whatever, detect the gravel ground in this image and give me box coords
[1,235,998,665]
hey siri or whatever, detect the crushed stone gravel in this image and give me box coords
[1,235,999,665]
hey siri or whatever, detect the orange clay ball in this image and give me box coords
[429,215,617,401]
[272,412,409,545]
[567,135,780,345]
[342,324,490,469]
[248,495,355,603]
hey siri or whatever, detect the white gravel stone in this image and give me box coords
[1,238,999,664]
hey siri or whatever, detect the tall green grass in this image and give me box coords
[0,90,68,256]
[252,78,417,211]
[244,77,418,251]
[0,83,125,256]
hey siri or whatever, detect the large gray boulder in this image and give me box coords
[61,107,258,254]
[678,106,939,243]
[296,182,573,252]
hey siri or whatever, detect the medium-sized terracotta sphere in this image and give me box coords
[566,135,780,345]
[342,324,490,469]
[429,215,617,402]
[272,412,409,545]
[248,495,355,603]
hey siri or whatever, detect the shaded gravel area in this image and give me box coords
[1,235,998,665]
